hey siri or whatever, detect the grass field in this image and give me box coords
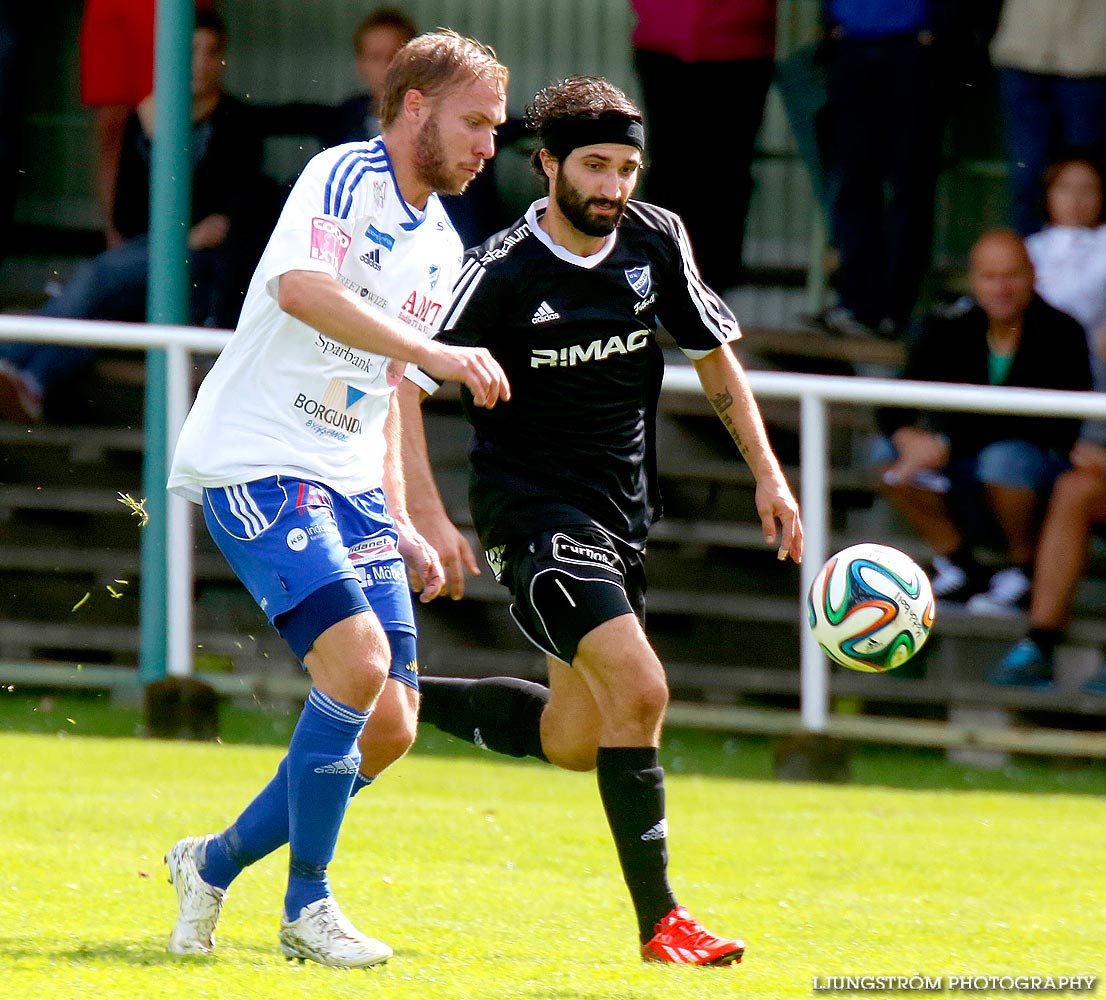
[1,693,1105,999]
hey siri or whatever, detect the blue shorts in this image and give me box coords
[871,436,1066,491]
[202,477,416,681]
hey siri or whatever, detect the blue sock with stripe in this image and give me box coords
[349,772,376,797]
[199,757,290,890]
[199,628,409,890]
[200,754,377,890]
[284,688,369,921]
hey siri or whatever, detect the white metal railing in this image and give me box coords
[0,316,229,682]
[8,315,1106,732]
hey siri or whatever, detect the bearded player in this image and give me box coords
[163,31,509,967]
[398,76,802,965]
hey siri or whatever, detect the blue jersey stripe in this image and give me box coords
[324,146,390,218]
[323,150,361,216]
[331,155,365,215]
[338,162,382,219]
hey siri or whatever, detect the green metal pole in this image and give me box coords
[139,0,194,685]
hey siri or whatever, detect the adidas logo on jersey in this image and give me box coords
[314,755,360,775]
[641,819,668,841]
[360,248,382,270]
[531,301,560,324]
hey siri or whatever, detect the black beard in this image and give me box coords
[413,114,464,195]
[554,171,626,237]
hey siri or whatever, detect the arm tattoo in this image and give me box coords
[708,386,750,458]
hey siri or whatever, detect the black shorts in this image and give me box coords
[489,526,646,664]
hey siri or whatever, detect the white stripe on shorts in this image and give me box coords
[224,484,268,538]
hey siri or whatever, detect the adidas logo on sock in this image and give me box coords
[641,819,668,841]
[531,300,560,324]
[314,755,360,775]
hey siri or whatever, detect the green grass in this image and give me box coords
[4,689,1106,796]
[1,693,1105,999]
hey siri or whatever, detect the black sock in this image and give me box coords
[596,746,678,943]
[419,676,549,761]
[1028,627,1062,657]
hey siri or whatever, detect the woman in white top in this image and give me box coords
[1026,154,1106,358]
[1026,154,1106,463]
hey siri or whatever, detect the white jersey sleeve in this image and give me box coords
[258,143,383,301]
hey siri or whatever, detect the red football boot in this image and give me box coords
[641,905,745,966]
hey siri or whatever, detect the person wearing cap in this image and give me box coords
[394,75,802,966]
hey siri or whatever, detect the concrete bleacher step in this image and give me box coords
[0,545,231,580]
[0,618,298,671]
[4,356,1106,757]
[0,423,144,457]
[736,324,904,374]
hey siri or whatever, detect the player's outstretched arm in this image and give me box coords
[417,340,510,409]
[277,269,510,408]
[693,345,803,564]
[395,380,481,600]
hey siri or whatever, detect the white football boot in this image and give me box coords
[166,835,227,954]
[279,896,392,967]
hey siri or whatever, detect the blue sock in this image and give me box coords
[199,757,290,891]
[200,735,377,890]
[349,772,376,797]
[284,688,369,921]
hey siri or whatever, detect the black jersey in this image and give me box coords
[413,197,739,552]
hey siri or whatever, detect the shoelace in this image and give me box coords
[659,913,721,949]
[306,903,364,945]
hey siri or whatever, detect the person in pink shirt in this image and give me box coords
[79,0,213,247]
[630,0,775,294]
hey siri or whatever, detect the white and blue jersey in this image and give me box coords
[169,136,463,502]
[167,138,460,667]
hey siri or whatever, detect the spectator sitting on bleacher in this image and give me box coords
[967,155,1106,618]
[873,228,1092,613]
[1024,154,1106,356]
[0,10,262,424]
[79,0,215,249]
[987,157,1106,691]
[326,7,417,146]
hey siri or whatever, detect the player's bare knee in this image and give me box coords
[603,677,668,738]
[391,707,419,757]
[366,714,417,766]
[317,651,388,711]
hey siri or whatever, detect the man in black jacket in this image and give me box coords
[0,10,262,424]
[875,228,1092,612]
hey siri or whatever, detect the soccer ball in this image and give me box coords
[807,543,935,672]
